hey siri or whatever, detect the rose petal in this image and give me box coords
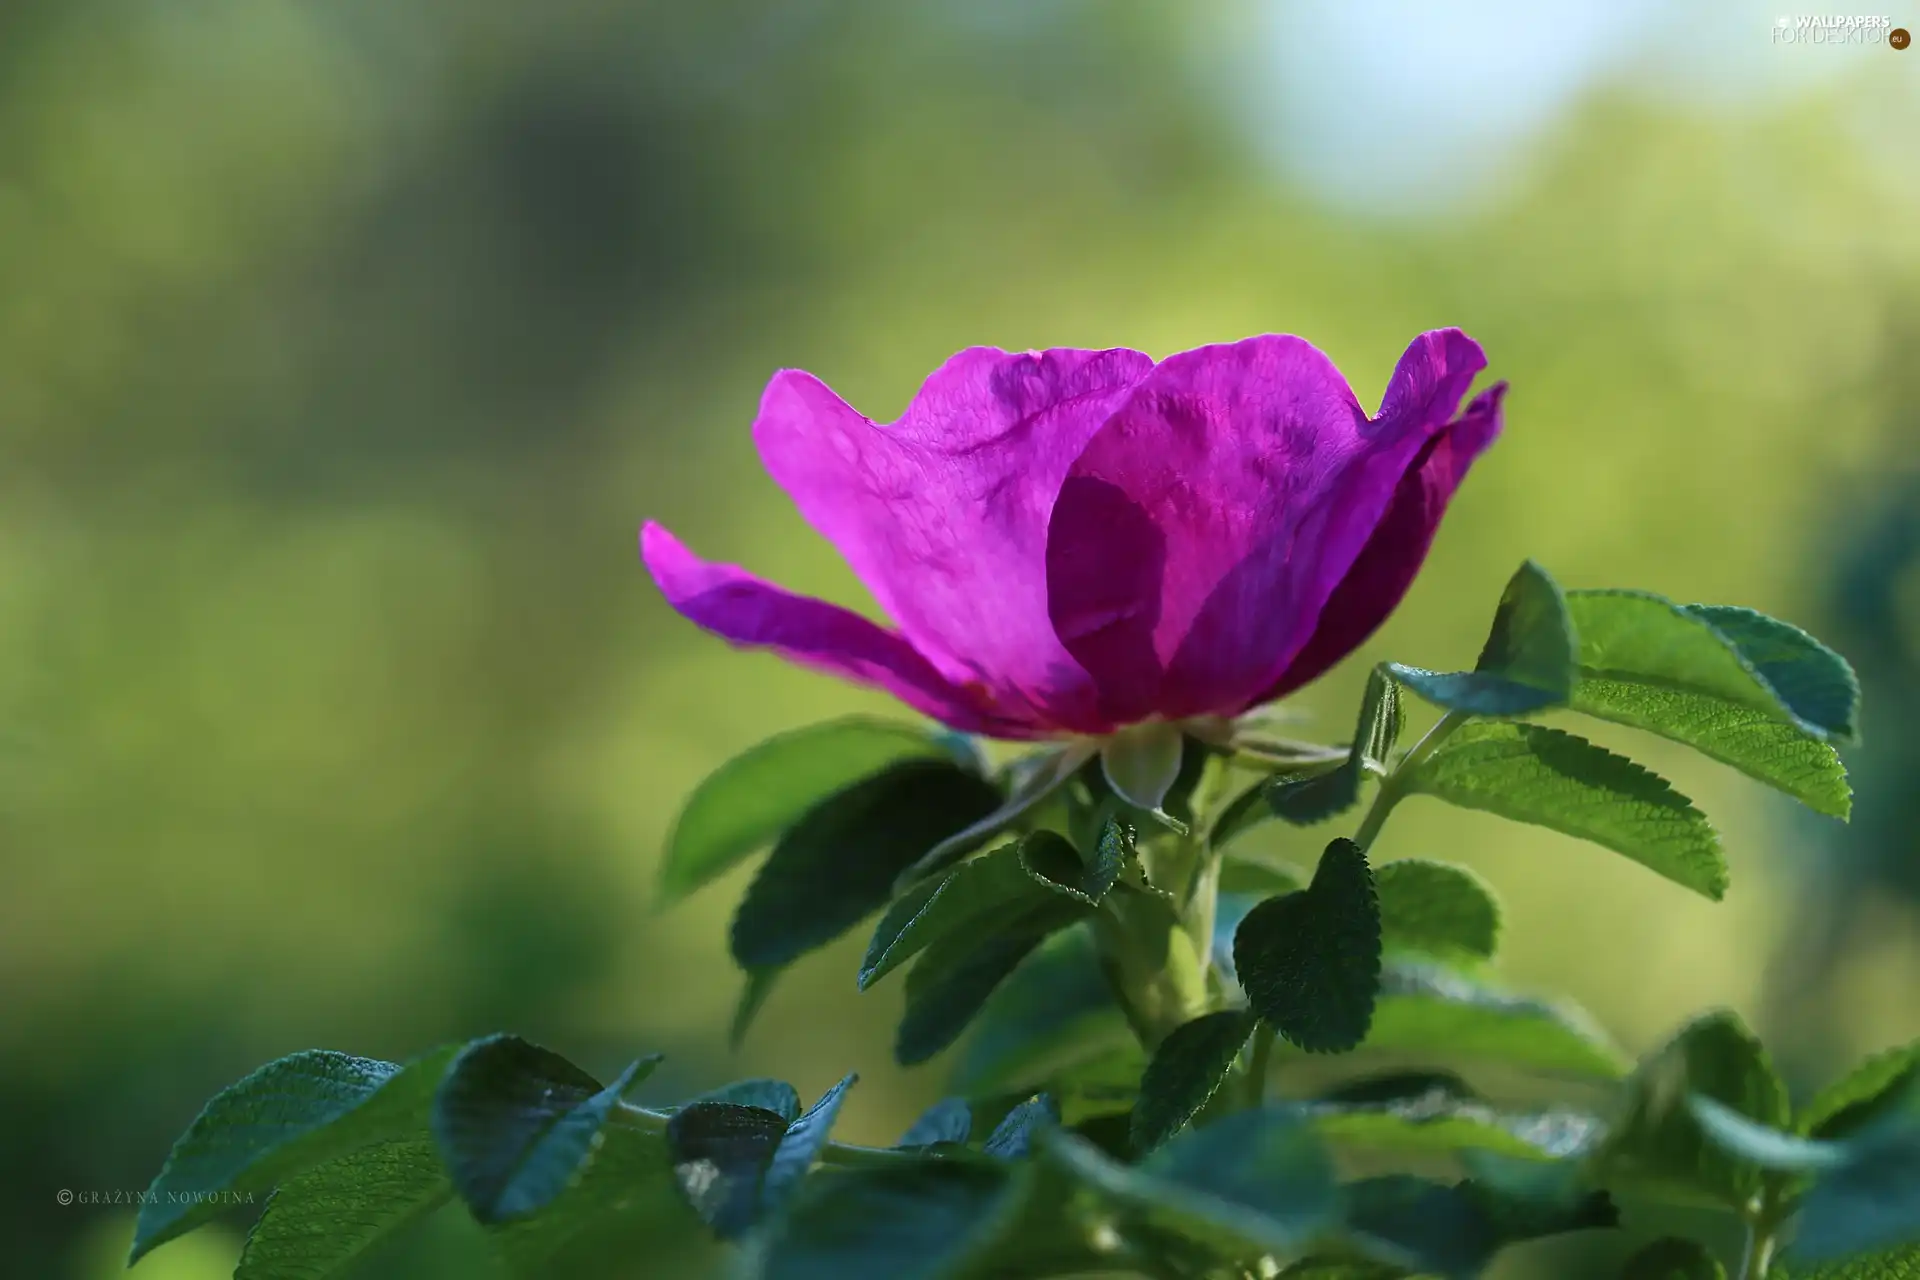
[753,347,1154,734]
[640,522,1029,737]
[1047,329,1489,723]
[1261,381,1506,702]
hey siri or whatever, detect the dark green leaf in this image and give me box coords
[666,1102,789,1238]
[693,1078,802,1124]
[1796,1127,1920,1263]
[731,967,781,1048]
[732,758,1002,971]
[1563,591,1852,818]
[763,1075,856,1215]
[899,928,1061,1068]
[899,1098,972,1149]
[1234,839,1382,1053]
[1375,859,1502,961]
[1388,562,1575,716]
[235,1138,449,1280]
[754,1162,1023,1280]
[1266,668,1403,827]
[432,1037,655,1224]
[1131,1011,1258,1154]
[946,927,1133,1099]
[1685,604,1859,741]
[1041,1109,1340,1259]
[660,717,948,905]
[132,1046,457,1263]
[1362,960,1627,1078]
[1598,1011,1792,1210]
[1401,720,1728,900]
[1621,1237,1728,1280]
[894,744,1093,894]
[862,842,1048,991]
[1804,1041,1920,1140]
[1020,827,1123,905]
[1276,1262,1407,1279]
[1344,1175,1616,1280]
[1300,1077,1602,1161]
[984,1094,1059,1160]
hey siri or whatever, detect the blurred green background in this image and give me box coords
[3,1,1916,1276]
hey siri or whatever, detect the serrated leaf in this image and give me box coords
[1362,961,1627,1078]
[666,1102,789,1238]
[132,1045,458,1263]
[899,1098,972,1149]
[1598,1011,1792,1210]
[1234,839,1382,1053]
[693,1078,802,1124]
[1041,1109,1340,1259]
[1686,604,1859,741]
[432,1038,660,1224]
[1265,668,1403,828]
[894,743,1097,894]
[898,927,1064,1068]
[862,841,1060,991]
[1389,561,1576,717]
[1564,591,1853,818]
[1402,720,1728,900]
[1020,827,1124,905]
[1775,1242,1920,1279]
[753,1162,1024,1280]
[1344,1175,1616,1280]
[984,1094,1059,1160]
[659,718,948,905]
[1621,1237,1728,1280]
[732,758,1002,971]
[235,1138,449,1280]
[1804,1042,1920,1140]
[1131,1011,1258,1154]
[762,1075,856,1215]
[1375,860,1501,961]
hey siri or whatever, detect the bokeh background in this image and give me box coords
[3,1,1917,1276]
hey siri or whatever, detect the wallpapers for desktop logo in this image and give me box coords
[1772,14,1909,45]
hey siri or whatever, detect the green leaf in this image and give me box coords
[1804,1041,1920,1140]
[1265,668,1403,827]
[1598,1010,1792,1210]
[863,844,1045,991]
[1796,1127,1920,1263]
[235,1138,449,1280]
[666,1101,788,1238]
[1686,603,1860,741]
[1775,1243,1920,1279]
[894,743,1095,894]
[1131,1011,1258,1154]
[1040,1109,1340,1260]
[1020,827,1124,905]
[432,1037,660,1224]
[1343,1175,1616,1280]
[763,1075,856,1215]
[1563,591,1853,818]
[946,927,1133,1099]
[1401,720,1728,900]
[1361,960,1627,1079]
[731,967,782,1048]
[1621,1237,1728,1280]
[1687,1096,1846,1172]
[1234,838,1382,1053]
[984,1094,1060,1160]
[899,927,1064,1068]
[1299,1078,1602,1162]
[659,717,949,905]
[132,1045,457,1263]
[753,1162,1025,1280]
[1388,560,1576,716]
[732,758,1003,971]
[1374,859,1502,961]
[899,1098,972,1149]
[694,1078,802,1124]
[1219,855,1307,896]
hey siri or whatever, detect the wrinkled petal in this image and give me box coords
[1261,382,1506,702]
[1046,329,1488,723]
[753,347,1154,734]
[640,522,1031,737]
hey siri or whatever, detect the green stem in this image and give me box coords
[1242,1022,1276,1109]
[1351,709,1466,853]
[1737,1196,1779,1280]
